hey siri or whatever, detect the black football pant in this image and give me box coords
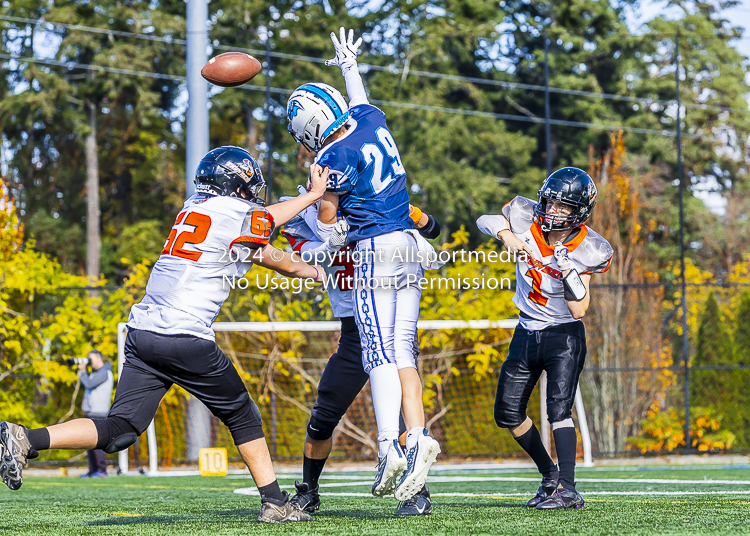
[494,321,586,428]
[307,316,407,441]
[108,329,264,446]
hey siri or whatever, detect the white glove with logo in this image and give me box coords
[329,219,350,249]
[325,27,362,72]
[554,243,571,271]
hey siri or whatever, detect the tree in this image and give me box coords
[1,0,186,279]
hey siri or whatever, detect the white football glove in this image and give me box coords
[554,243,571,271]
[325,27,362,71]
[329,219,349,249]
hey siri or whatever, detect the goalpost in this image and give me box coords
[116,320,593,475]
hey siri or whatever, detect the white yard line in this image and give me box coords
[233,488,750,497]
[234,475,750,485]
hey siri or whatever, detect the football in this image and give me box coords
[201,52,262,87]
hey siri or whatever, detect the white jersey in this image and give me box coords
[128,193,274,340]
[478,196,613,331]
[281,205,354,318]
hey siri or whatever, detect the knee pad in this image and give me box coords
[307,415,337,441]
[547,399,573,425]
[92,417,139,454]
[223,396,265,446]
[494,404,525,430]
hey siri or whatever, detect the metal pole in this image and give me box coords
[540,372,551,454]
[186,0,209,199]
[117,323,128,475]
[265,30,273,204]
[544,33,552,177]
[675,33,690,452]
[184,0,213,462]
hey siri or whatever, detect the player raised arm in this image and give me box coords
[326,27,368,107]
[476,214,535,260]
[265,164,328,225]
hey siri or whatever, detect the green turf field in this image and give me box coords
[2,466,750,535]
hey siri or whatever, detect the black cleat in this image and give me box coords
[257,491,313,523]
[525,477,558,507]
[0,422,37,491]
[289,480,321,513]
[394,485,432,516]
[536,486,585,510]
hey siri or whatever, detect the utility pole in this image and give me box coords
[544,33,552,177]
[185,0,212,461]
[265,29,274,204]
[186,0,209,198]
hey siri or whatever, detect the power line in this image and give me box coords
[0,53,721,142]
[2,15,748,116]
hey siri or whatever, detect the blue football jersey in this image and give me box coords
[315,104,412,243]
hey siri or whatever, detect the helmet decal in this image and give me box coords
[288,100,303,120]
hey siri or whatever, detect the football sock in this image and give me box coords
[405,427,424,451]
[26,427,50,451]
[258,480,285,503]
[552,422,577,490]
[514,424,559,480]
[369,363,402,458]
[302,456,327,489]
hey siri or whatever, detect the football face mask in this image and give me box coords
[538,199,579,232]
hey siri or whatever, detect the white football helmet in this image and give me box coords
[287,83,349,152]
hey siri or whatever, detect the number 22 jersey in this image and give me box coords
[479,196,613,331]
[315,104,412,244]
[127,193,274,341]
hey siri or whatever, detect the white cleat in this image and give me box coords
[371,440,407,497]
[394,430,441,501]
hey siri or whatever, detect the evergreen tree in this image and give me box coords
[730,291,750,446]
[692,292,738,444]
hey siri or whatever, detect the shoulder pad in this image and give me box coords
[575,228,614,274]
[501,196,536,234]
[232,206,275,250]
[350,103,386,119]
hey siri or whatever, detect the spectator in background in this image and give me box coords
[79,350,114,478]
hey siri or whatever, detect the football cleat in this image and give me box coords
[372,440,407,497]
[257,491,313,523]
[394,430,441,501]
[289,480,321,513]
[394,485,432,516]
[525,477,558,507]
[0,422,37,491]
[536,486,585,510]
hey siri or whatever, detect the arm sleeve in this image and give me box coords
[476,215,508,238]
[342,65,369,107]
[299,238,334,258]
[79,368,109,389]
[232,207,275,249]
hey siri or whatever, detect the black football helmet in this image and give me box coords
[534,167,597,231]
[194,146,266,204]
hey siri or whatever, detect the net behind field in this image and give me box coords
[123,286,750,467]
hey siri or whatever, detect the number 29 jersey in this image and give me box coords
[498,196,613,330]
[315,104,412,243]
[127,193,274,341]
